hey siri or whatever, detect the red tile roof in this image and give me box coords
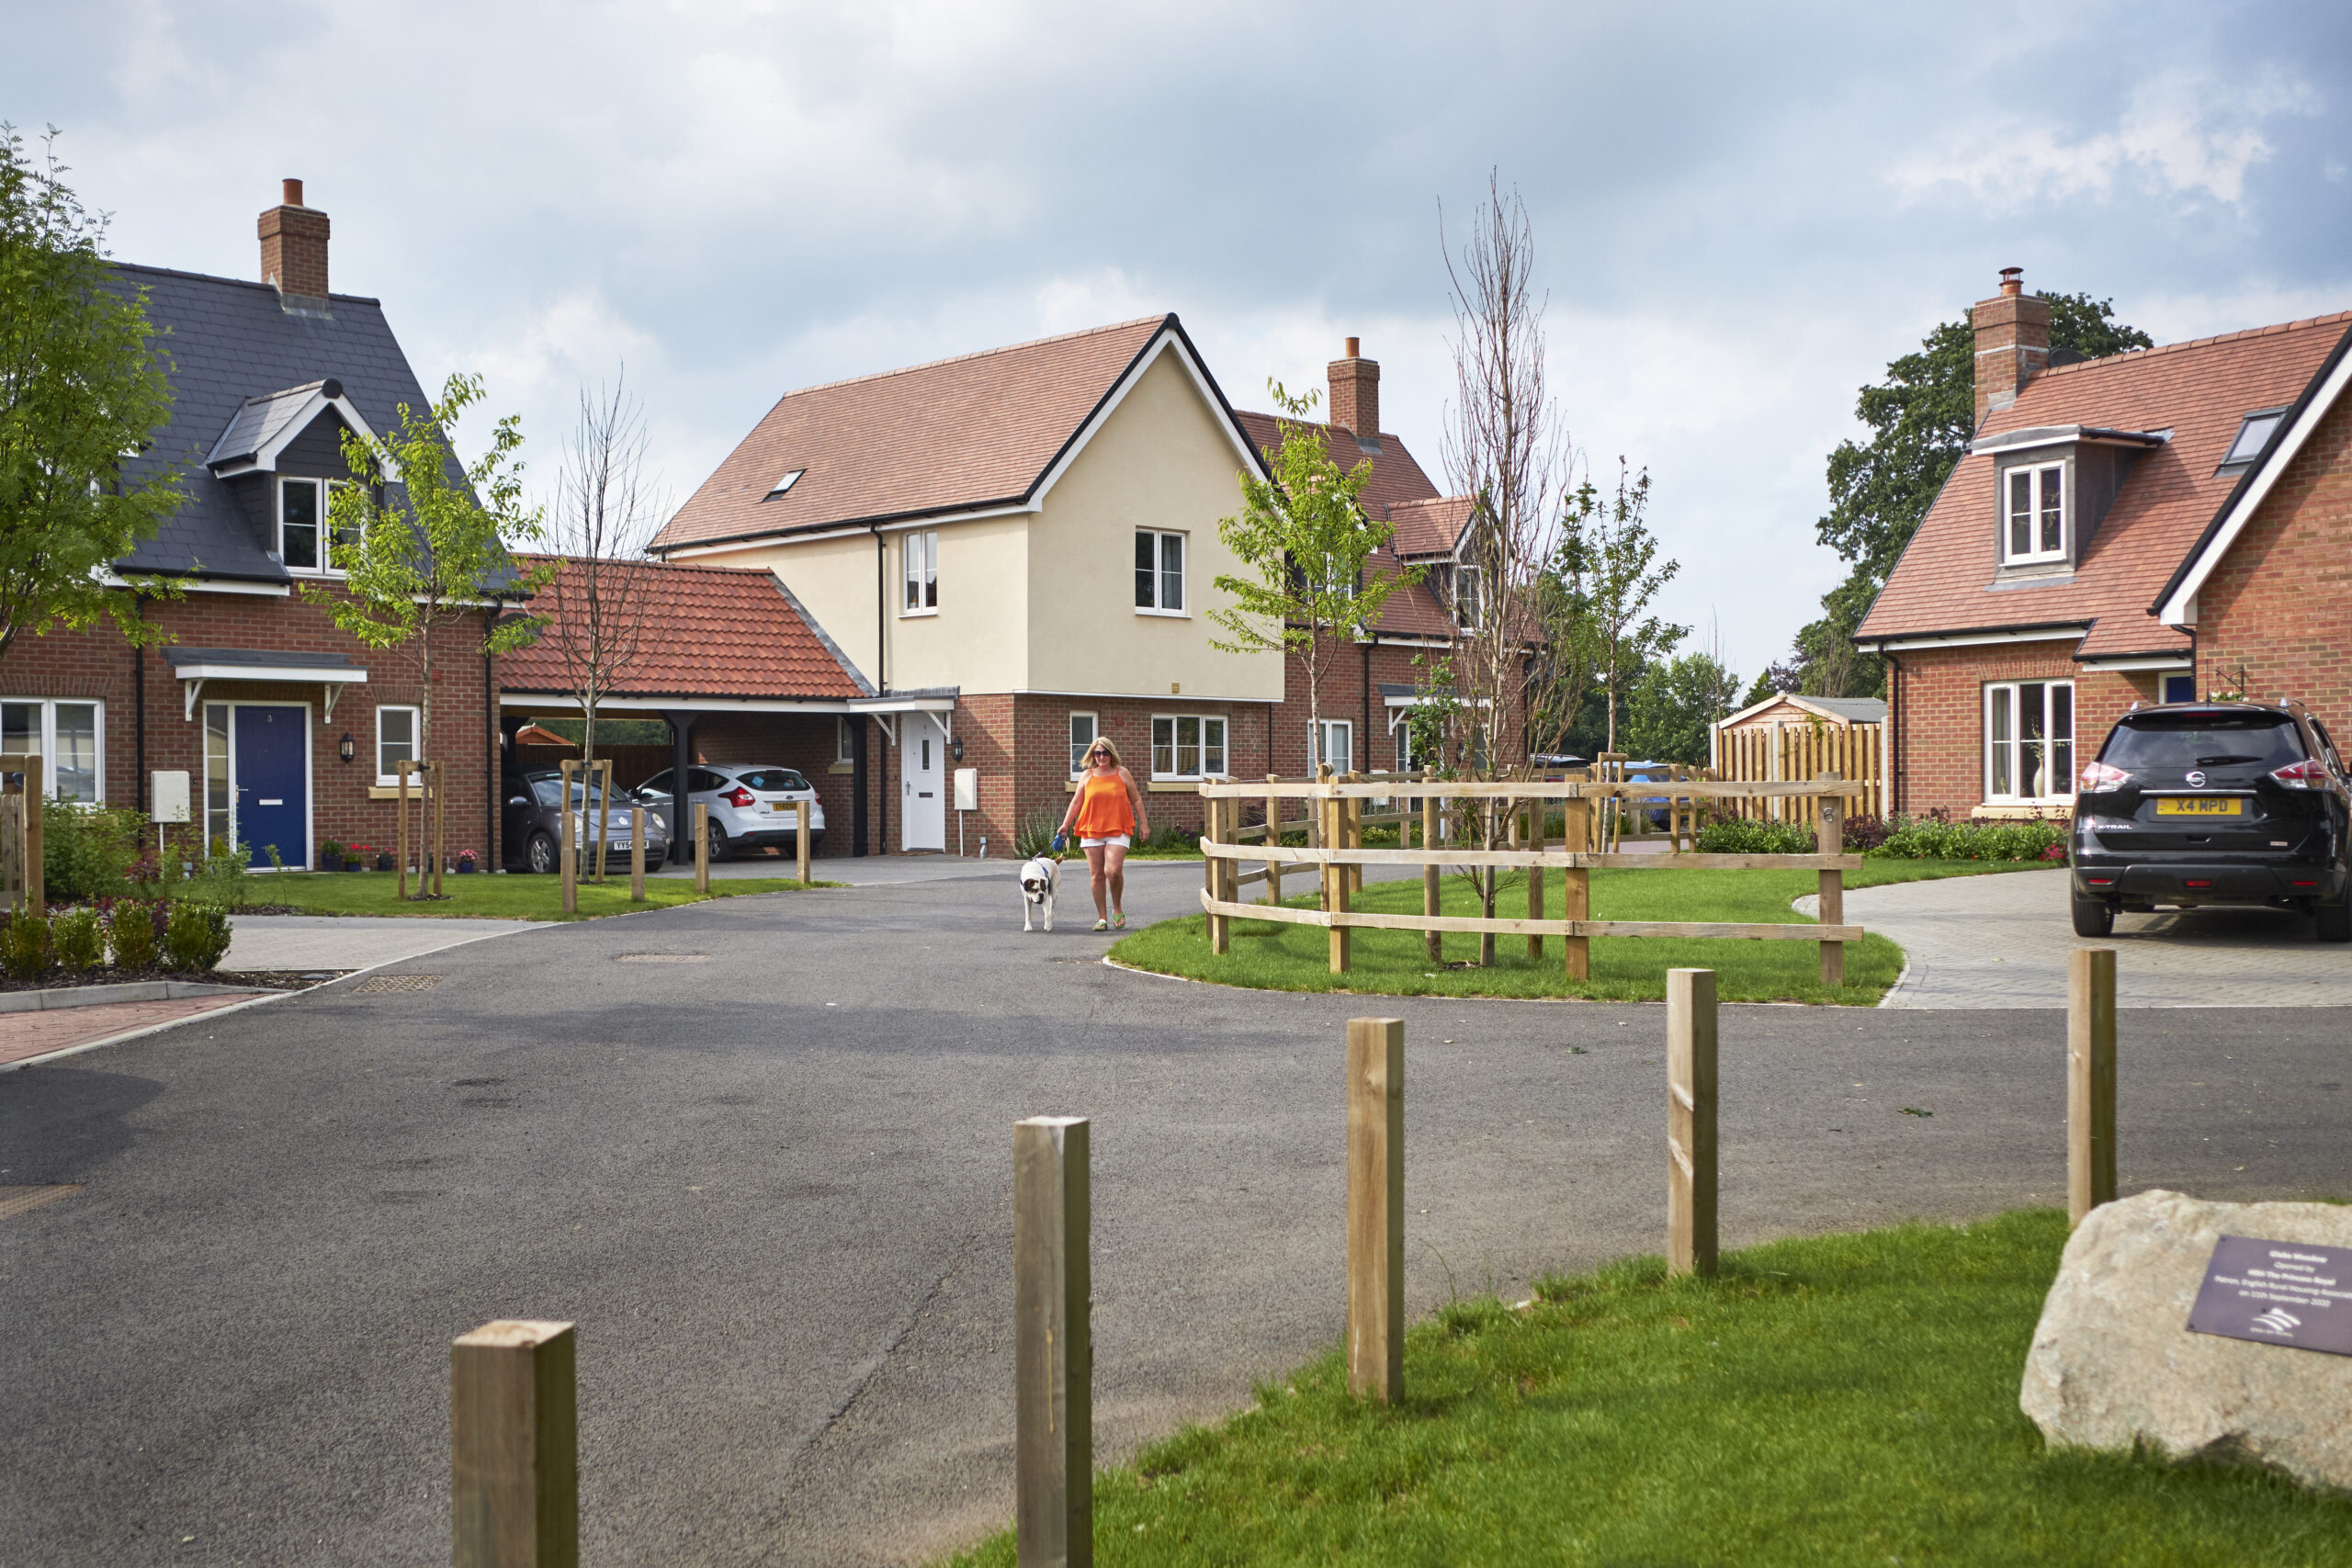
[651,316,1178,552]
[1859,310,2352,659]
[503,557,868,701]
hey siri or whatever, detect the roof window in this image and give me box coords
[763,468,806,501]
[2222,410,2285,468]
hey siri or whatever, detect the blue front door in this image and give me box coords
[233,705,309,869]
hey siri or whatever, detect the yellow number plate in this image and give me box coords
[2155,796,2242,818]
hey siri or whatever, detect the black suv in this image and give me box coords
[2071,700,2350,941]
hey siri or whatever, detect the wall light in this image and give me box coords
[338,732,356,763]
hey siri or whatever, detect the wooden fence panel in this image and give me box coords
[1712,721,1883,820]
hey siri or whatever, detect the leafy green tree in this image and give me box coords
[1792,292,2154,697]
[1212,382,1414,771]
[0,127,181,658]
[307,372,554,760]
[1557,462,1686,753]
[1626,651,1743,765]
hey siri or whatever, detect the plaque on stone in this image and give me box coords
[2186,1235,2352,1356]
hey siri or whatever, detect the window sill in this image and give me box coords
[1134,607,1190,618]
[368,783,439,799]
[828,761,855,773]
[1972,801,2074,819]
[899,608,938,619]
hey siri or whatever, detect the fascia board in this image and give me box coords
[2157,337,2352,626]
[2078,654,2193,671]
[1855,625,2086,653]
[500,692,857,714]
[174,663,368,683]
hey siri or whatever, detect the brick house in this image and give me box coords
[1855,269,2352,818]
[0,182,509,870]
[648,320,1486,854]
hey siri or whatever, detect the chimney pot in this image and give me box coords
[1999,265,2023,297]
[283,177,304,208]
[1328,340,1379,440]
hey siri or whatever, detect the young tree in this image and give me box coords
[308,372,553,818]
[1559,462,1686,755]
[537,376,663,769]
[1212,382,1413,770]
[1625,649,1742,766]
[0,126,181,659]
[1791,291,2154,696]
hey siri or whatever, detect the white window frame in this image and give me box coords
[1068,711,1099,777]
[278,476,353,576]
[1984,680,2075,803]
[1135,529,1187,615]
[902,529,938,615]
[1312,717,1353,775]
[1148,713,1227,780]
[2001,462,2067,565]
[1453,563,1483,631]
[0,697,105,801]
[836,716,857,763]
[374,704,422,785]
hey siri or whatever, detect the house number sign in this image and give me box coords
[2185,1235,2352,1356]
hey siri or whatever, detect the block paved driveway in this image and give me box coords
[4,861,2349,1567]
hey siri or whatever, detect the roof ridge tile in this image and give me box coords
[766,314,1170,403]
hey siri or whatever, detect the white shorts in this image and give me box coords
[1080,834,1131,849]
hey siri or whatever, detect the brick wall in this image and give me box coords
[1887,642,2145,818]
[0,592,500,869]
[2191,390,2352,738]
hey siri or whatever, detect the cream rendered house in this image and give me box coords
[650,315,1285,853]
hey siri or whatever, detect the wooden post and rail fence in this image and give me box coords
[1198,772,1864,987]
[1712,720,1886,821]
[1,755,44,918]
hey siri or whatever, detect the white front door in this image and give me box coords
[902,713,946,851]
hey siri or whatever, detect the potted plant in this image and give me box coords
[374,846,396,872]
[346,841,376,872]
[318,839,346,873]
[456,848,479,874]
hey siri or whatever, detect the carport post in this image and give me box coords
[2068,947,2118,1228]
[693,803,709,894]
[629,808,646,903]
[558,760,578,915]
[796,799,811,885]
[1668,967,1718,1279]
[451,1318,577,1568]
[1014,1116,1090,1568]
[1347,1017,1404,1403]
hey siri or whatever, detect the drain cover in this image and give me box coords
[616,953,710,963]
[350,974,442,993]
[0,1185,83,1222]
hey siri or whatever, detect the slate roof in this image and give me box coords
[205,381,335,468]
[1858,309,2352,660]
[105,264,445,582]
[500,558,870,702]
[652,316,1215,552]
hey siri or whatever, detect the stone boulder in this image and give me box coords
[2021,1189,2352,1491]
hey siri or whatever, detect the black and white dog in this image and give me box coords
[1019,854,1061,931]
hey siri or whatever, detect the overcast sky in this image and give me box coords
[12,0,2349,680]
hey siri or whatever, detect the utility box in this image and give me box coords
[953,767,978,812]
[151,771,191,825]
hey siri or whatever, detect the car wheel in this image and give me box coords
[2316,887,2352,943]
[2070,888,2116,938]
[526,832,557,876]
[707,822,733,862]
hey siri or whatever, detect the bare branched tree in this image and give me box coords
[1438,173,1581,963]
[537,375,664,768]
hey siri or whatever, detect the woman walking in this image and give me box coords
[1055,735,1149,931]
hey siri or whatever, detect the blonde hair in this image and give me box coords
[1084,734,1123,768]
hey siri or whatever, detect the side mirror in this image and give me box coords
[506,795,529,807]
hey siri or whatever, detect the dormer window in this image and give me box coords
[2220,410,2285,471]
[2003,463,2065,564]
[1453,563,1483,631]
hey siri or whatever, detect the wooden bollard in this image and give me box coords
[1563,795,1591,982]
[399,761,415,901]
[1206,797,1230,954]
[1327,788,1351,974]
[693,802,709,894]
[1014,1116,1091,1568]
[451,1319,578,1568]
[2068,947,2118,1228]
[629,807,646,903]
[1420,777,1441,963]
[1816,772,1845,987]
[21,753,42,916]
[558,764,577,916]
[1347,1017,1404,1403]
[1264,774,1282,906]
[796,798,811,885]
[1667,967,1718,1278]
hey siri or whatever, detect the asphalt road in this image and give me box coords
[4,861,2348,1567]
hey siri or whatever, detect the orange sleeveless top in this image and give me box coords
[1072,773,1136,838]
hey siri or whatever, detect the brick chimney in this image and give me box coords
[1972,266,2050,429]
[1328,336,1380,443]
[259,178,330,302]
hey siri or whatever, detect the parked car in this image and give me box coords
[2071,699,2350,941]
[637,763,825,863]
[502,769,670,875]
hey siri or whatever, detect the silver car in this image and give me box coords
[638,763,825,863]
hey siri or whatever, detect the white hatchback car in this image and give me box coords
[638,763,826,863]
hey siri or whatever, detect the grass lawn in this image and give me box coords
[240,870,832,921]
[1108,861,2056,1004]
[944,1211,2352,1567]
